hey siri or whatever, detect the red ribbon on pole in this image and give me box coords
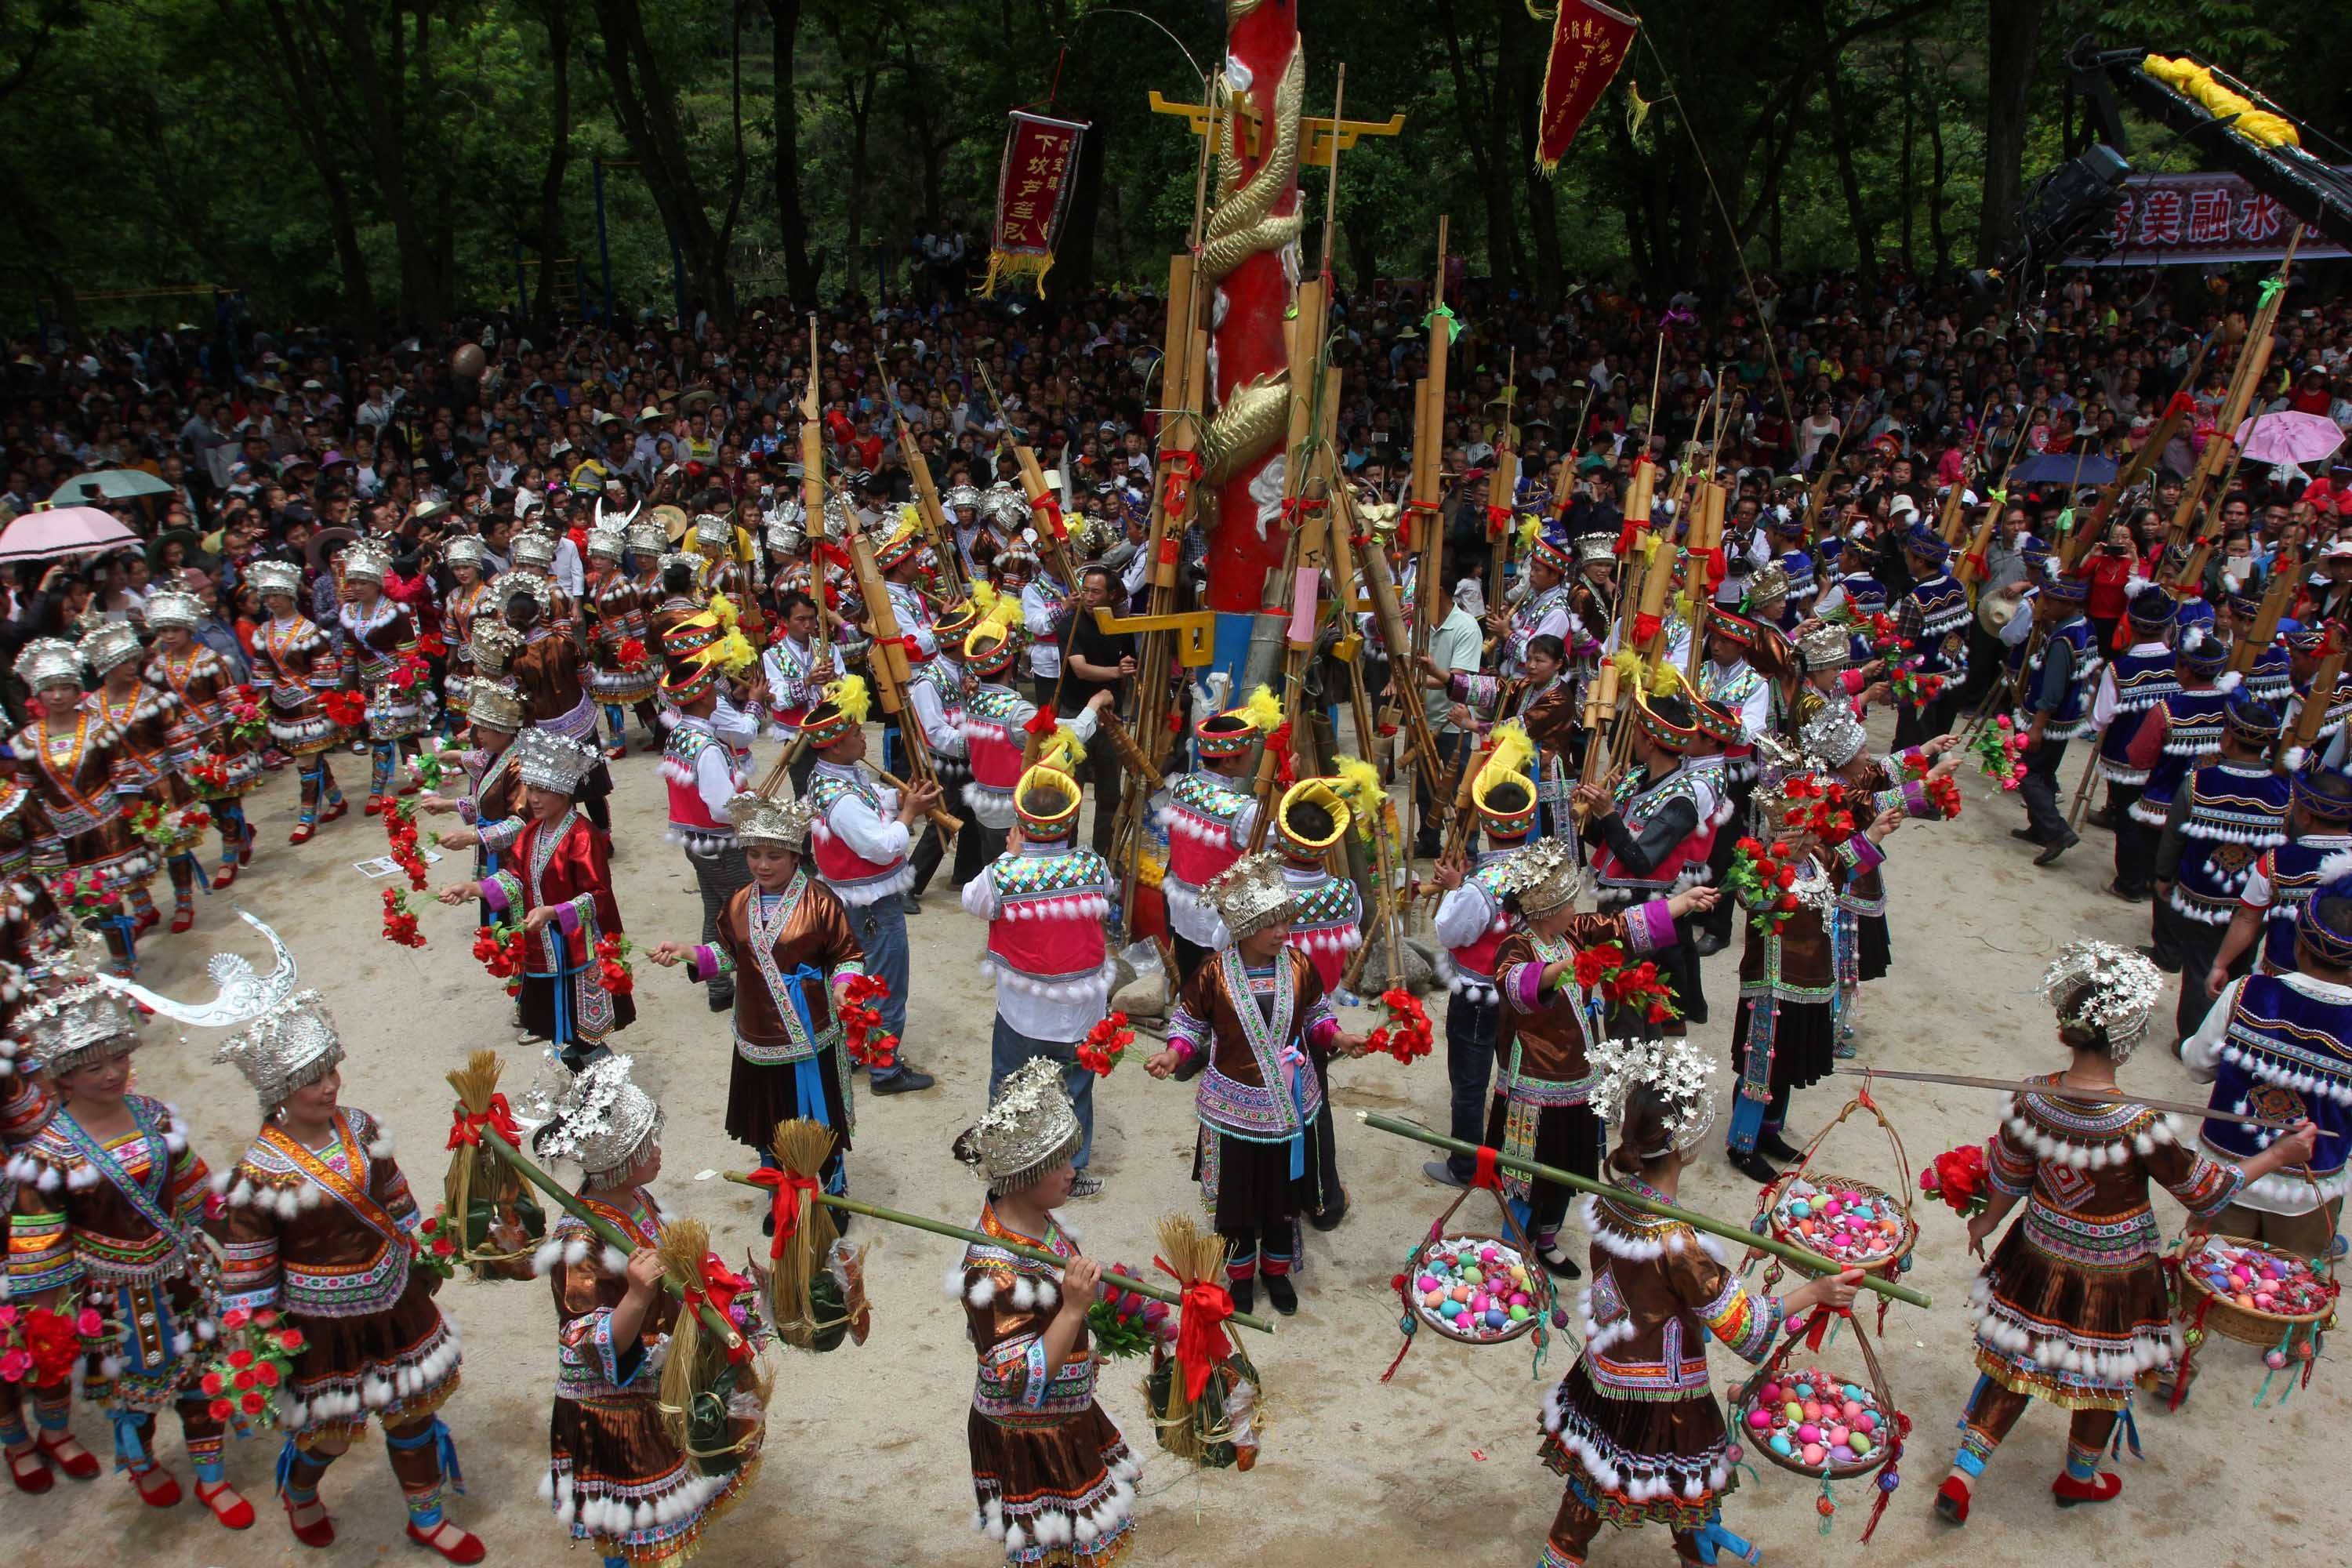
[1153,1254,1235,1402]
[1023,703,1060,739]
[1031,495,1069,542]
[684,1254,756,1362]
[1484,504,1512,542]
[742,1167,821,1260]
[1261,720,1296,786]
[1161,449,1203,521]
[445,1094,521,1150]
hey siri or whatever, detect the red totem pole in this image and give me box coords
[1199,0,1305,616]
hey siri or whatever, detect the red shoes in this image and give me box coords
[40,1432,98,1480]
[604,745,628,761]
[1933,1477,1970,1525]
[214,862,238,889]
[289,822,316,844]
[197,1476,256,1528]
[320,798,349,825]
[2052,1471,2122,1508]
[364,795,387,817]
[130,1464,182,1508]
[284,1494,336,1548]
[406,1520,487,1564]
[170,903,194,935]
[132,907,159,936]
[6,1446,49,1494]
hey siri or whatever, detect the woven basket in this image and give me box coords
[1404,1232,1543,1347]
[1729,1308,1904,1483]
[1730,1368,1893,1480]
[1757,1174,1918,1275]
[2176,1235,2338,1348]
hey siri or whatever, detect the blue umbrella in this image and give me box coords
[2010,451,2119,489]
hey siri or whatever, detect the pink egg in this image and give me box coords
[1509,1291,1531,1308]
[1839,1399,1862,1421]
[1828,1425,1850,1447]
[1802,1443,1826,1468]
[1417,1274,1439,1293]
[1797,1423,1821,1445]
[1802,1400,1823,1421]
[1747,1408,1773,1431]
[1760,1382,1784,1405]
[1855,1411,1877,1434]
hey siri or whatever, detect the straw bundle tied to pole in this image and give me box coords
[759,1118,869,1352]
[442,1049,539,1269]
[654,1217,771,1478]
[1142,1213,1264,1472]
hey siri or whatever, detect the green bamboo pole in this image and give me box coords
[1356,1112,1934,1308]
[720,1174,1276,1334]
[479,1134,745,1351]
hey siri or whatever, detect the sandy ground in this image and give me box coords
[11,713,2345,1568]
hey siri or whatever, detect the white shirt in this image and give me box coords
[960,842,1114,1042]
[676,715,740,818]
[1435,877,1503,949]
[908,665,964,757]
[551,535,586,597]
[1704,659,1772,738]
[1021,579,1066,679]
[808,758,909,864]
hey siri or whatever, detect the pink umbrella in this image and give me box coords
[0,505,140,563]
[2233,410,2347,466]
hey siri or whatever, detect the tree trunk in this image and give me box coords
[253,0,376,326]
[1976,0,2042,264]
[1820,55,1878,287]
[765,0,819,303]
[1342,205,1380,290]
[838,64,877,267]
[593,0,737,321]
[1483,33,1523,287]
[1898,44,1915,269]
[530,0,573,321]
[1928,74,1951,274]
[333,0,437,325]
[1047,108,1105,299]
[1436,0,1508,283]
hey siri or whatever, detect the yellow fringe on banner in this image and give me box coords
[982,250,1057,299]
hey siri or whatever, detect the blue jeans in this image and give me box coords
[1443,991,1498,1181]
[989,1015,1093,1171]
[846,895,910,1082]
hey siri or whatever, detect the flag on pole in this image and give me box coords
[1537,0,1639,173]
[984,111,1089,296]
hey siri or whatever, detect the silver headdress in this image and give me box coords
[1589,1035,1719,1156]
[511,728,600,795]
[12,637,82,692]
[216,990,343,1113]
[16,979,144,1079]
[100,909,300,1029]
[593,496,642,535]
[534,1054,662,1180]
[981,483,1031,528]
[2042,939,2162,1060]
[1205,851,1298,944]
[465,677,527,733]
[492,568,555,615]
[77,620,143,677]
[470,615,524,677]
[509,531,558,573]
[626,519,670,557]
[443,534,488,570]
[245,559,303,600]
[1744,561,1791,606]
[341,537,395,585]
[584,521,627,561]
[953,1055,1081,1190]
[143,590,206,633]
[1799,701,1867,768]
[656,550,703,583]
[764,514,806,557]
[693,513,732,548]
[942,484,983,513]
[724,791,815,851]
[1507,837,1586,920]
[1795,620,1850,674]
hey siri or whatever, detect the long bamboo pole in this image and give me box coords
[1831,1065,2334,1136]
[1356,1112,1935,1306]
[719,1176,1276,1332]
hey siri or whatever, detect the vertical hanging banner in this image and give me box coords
[1537,0,1639,172]
[984,110,1089,296]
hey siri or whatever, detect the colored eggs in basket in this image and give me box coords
[1770,1181,1906,1267]
[1410,1237,1539,1341]
[1743,1367,1886,1472]
[2188,1239,2334,1317]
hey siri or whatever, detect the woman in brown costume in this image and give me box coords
[949,1055,1138,1567]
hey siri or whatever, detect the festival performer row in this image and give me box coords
[2204,768,2352,986]
[0,821,75,1493]
[9,637,163,974]
[76,619,207,936]
[2116,626,2231,941]
[416,678,529,892]
[1143,851,1367,1317]
[2153,689,2290,1047]
[111,935,481,1559]
[1576,682,1721,1029]
[645,792,868,1202]
[338,539,434,818]
[1531,1033,1865,1568]
[655,611,760,1016]
[1156,686,1276,987]
[434,729,633,1071]
[1935,940,2319,1524]
[1490,839,1719,1279]
[954,615,1110,874]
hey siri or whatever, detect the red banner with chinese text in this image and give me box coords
[1537,0,1638,172]
[2069,169,2350,266]
[984,111,1089,296]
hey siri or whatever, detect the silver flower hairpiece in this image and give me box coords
[1588,1036,1719,1156]
[2042,938,2162,1060]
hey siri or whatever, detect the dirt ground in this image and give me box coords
[15,713,2344,1567]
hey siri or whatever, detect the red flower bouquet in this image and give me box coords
[1076,1012,1134,1076]
[594,934,634,997]
[1362,987,1436,1065]
[1920,1142,1992,1219]
[1570,942,1682,1025]
[48,869,123,920]
[473,922,531,993]
[1969,713,2031,790]
[225,686,269,745]
[127,800,212,853]
[201,1308,304,1431]
[0,1305,87,1386]
[1725,837,1801,935]
[615,637,650,673]
[381,888,426,949]
[319,690,368,729]
[412,1207,460,1279]
[837,972,898,1069]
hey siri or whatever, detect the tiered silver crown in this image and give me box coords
[247,559,303,599]
[626,520,670,557]
[535,1054,662,1180]
[342,538,395,583]
[466,677,527,732]
[1799,701,1867,768]
[1206,851,1298,944]
[954,1055,1081,1190]
[216,989,345,1113]
[144,590,205,632]
[12,637,82,691]
[512,728,600,794]
[725,791,815,850]
[509,532,558,572]
[444,535,488,570]
[16,980,143,1077]
[1508,837,1585,919]
[77,619,143,676]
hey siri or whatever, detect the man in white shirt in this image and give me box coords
[1415,585,1483,857]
